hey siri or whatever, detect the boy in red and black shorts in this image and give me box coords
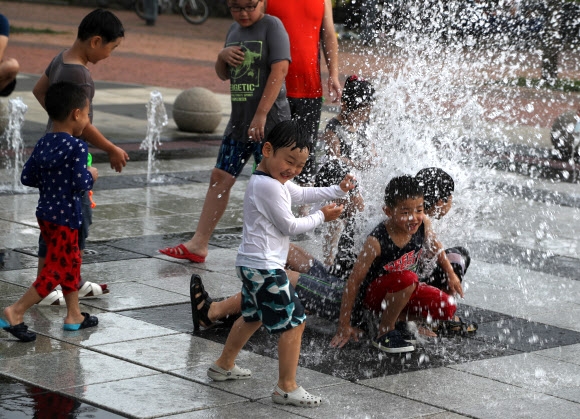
[1,82,99,342]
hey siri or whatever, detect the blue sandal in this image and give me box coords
[63,312,98,331]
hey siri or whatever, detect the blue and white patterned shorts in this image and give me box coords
[237,266,306,334]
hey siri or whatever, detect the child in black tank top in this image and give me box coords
[330,176,464,353]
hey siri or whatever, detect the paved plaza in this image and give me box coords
[1,3,580,418]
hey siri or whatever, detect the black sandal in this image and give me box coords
[433,316,478,336]
[1,319,37,342]
[190,274,213,332]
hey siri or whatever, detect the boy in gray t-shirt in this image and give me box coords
[32,9,126,305]
[160,1,291,264]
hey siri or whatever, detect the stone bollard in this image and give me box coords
[172,87,222,133]
[550,111,580,160]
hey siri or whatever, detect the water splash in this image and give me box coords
[0,97,28,192]
[140,90,168,183]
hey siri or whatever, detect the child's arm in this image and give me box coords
[33,75,129,173]
[32,74,49,108]
[289,173,356,205]
[215,46,244,80]
[20,156,40,188]
[80,124,128,173]
[330,236,380,348]
[424,217,464,298]
[247,60,289,142]
[71,143,95,192]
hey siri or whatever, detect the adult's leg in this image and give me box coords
[182,167,237,258]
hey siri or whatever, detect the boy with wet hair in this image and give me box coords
[416,167,475,334]
[330,175,462,353]
[32,9,126,305]
[1,82,99,342]
[205,120,355,407]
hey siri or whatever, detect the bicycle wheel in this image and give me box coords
[181,0,209,25]
[135,0,147,20]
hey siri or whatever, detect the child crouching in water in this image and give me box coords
[1,82,98,342]
[206,120,355,407]
[330,175,462,353]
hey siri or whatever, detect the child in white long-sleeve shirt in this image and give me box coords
[205,119,355,408]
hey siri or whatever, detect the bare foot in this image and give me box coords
[183,240,208,259]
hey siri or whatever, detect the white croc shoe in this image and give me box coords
[207,363,252,381]
[272,385,322,408]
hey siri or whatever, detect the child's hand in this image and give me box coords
[248,113,267,142]
[108,145,129,173]
[88,166,98,182]
[321,202,343,222]
[448,272,464,298]
[219,46,245,68]
[339,173,356,193]
[330,325,363,348]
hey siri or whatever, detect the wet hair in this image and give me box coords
[384,175,423,208]
[415,167,454,211]
[342,75,375,113]
[266,119,312,153]
[45,82,88,122]
[78,9,125,43]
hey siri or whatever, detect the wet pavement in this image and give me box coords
[1,2,580,418]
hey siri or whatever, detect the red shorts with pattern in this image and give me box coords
[33,219,81,298]
[363,270,456,321]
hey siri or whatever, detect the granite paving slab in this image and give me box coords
[535,343,580,365]
[36,312,180,347]
[0,250,39,271]
[0,348,160,391]
[0,281,27,298]
[165,401,306,419]
[256,382,443,418]
[0,376,125,418]
[0,335,78,360]
[450,352,580,403]
[76,282,190,312]
[61,374,246,419]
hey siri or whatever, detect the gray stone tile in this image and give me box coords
[91,187,178,205]
[0,348,159,391]
[536,343,580,365]
[88,218,160,241]
[0,249,38,271]
[78,281,189,312]
[166,401,305,418]
[450,352,580,403]
[360,367,533,412]
[32,312,180,347]
[256,383,443,418]
[0,335,76,358]
[80,257,193,286]
[0,267,36,288]
[93,333,224,372]
[0,280,27,298]
[456,392,580,419]
[61,374,245,418]
[91,202,174,220]
[139,268,240,299]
